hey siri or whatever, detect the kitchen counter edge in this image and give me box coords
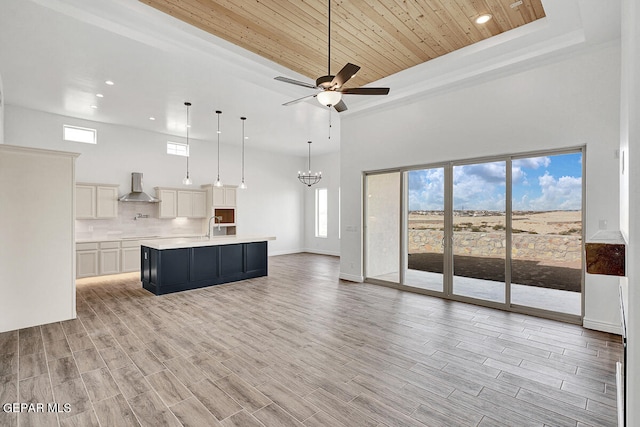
[139,236,276,250]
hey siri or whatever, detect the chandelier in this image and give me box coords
[298,141,322,187]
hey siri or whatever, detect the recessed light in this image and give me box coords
[149,117,156,121]
[90,105,98,109]
[96,93,104,98]
[475,14,492,24]
[217,130,222,134]
[105,80,114,85]
[244,136,249,139]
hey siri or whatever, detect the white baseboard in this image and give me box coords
[303,248,340,257]
[583,318,622,335]
[339,273,364,283]
[269,249,304,256]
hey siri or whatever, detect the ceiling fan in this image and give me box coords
[274,0,390,112]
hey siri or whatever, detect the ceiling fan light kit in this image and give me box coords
[317,90,342,107]
[275,0,389,112]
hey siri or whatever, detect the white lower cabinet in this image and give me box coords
[76,240,142,278]
[76,249,99,278]
[99,248,120,275]
[121,243,141,273]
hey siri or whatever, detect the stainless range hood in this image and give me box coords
[119,172,159,203]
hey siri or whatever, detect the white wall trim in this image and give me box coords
[269,249,304,257]
[583,318,622,335]
[303,248,340,257]
[339,273,364,283]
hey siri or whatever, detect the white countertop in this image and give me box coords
[140,235,276,250]
[586,230,626,245]
[76,234,201,243]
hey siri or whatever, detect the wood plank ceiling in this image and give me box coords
[140,0,546,87]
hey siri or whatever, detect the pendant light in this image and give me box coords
[182,102,192,185]
[214,110,223,187]
[239,116,247,189]
[298,141,322,187]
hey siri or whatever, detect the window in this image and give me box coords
[315,188,328,238]
[63,125,96,144]
[167,141,189,157]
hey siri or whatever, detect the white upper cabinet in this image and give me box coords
[157,188,206,218]
[76,183,119,219]
[76,185,96,219]
[211,186,237,207]
[177,190,207,218]
[96,186,119,218]
[157,188,177,218]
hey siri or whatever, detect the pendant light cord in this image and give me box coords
[186,105,190,177]
[308,141,312,172]
[216,111,222,182]
[241,117,246,183]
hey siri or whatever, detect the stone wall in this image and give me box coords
[408,230,582,262]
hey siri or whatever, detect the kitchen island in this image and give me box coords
[140,236,275,295]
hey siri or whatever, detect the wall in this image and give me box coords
[0,145,77,332]
[5,105,304,255]
[303,150,340,256]
[0,73,4,144]
[341,44,622,332]
[409,230,582,263]
[76,202,202,241]
[620,0,639,424]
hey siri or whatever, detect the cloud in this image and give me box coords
[408,169,444,210]
[452,162,506,211]
[513,157,551,169]
[514,171,582,210]
[512,157,550,186]
[461,162,505,183]
[535,172,582,210]
[408,158,581,212]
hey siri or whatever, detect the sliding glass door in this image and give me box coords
[403,167,445,293]
[365,172,401,283]
[364,148,584,322]
[510,152,583,315]
[452,161,506,304]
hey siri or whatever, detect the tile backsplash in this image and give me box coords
[76,201,204,241]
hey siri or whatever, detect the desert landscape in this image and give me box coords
[407,210,583,292]
[408,210,582,235]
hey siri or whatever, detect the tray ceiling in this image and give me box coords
[140,0,545,87]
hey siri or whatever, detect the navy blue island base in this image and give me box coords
[141,240,269,295]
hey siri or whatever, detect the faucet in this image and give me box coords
[134,213,149,221]
[207,216,224,237]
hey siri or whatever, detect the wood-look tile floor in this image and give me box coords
[0,253,622,427]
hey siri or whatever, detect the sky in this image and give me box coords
[408,152,583,211]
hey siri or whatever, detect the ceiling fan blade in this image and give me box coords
[340,87,390,95]
[274,76,317,89]
[282,93,317,106]
[331,63,360,88]
[333,100,348,112]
